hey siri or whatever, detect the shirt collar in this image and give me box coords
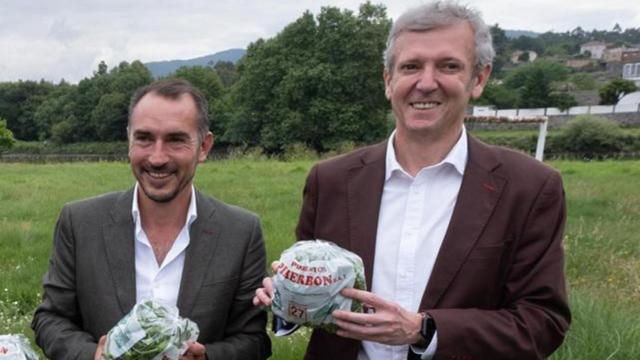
[385,126,468,181]
[131,183,198,235]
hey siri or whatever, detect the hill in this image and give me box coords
[505,29,540,38]
[144,48,246,78]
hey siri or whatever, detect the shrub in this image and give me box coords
[282,142,318,161]
[555,115,624,159]
[0,118,16,150]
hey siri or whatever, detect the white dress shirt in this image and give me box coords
[359,127,468,360]
[132,183,198,307]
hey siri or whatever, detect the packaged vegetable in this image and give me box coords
[271,240,366,332]
[102,299,199,360]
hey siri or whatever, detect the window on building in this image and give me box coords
[623,63,640,79]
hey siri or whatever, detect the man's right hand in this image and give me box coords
[94,336,106,360]
[252,261,280,307]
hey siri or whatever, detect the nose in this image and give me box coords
[148,141,169,166]
[416,66,437,92]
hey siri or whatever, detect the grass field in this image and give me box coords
[1,159,639,359]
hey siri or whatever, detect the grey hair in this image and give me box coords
[383,0,494,74]
[128,78,210,142]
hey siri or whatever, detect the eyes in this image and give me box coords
[397,60,464,74]
[132,131,193,148]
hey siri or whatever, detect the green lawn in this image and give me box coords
[1,159,638,359]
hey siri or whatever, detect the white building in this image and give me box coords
[623,63,640,86]
[580,41,607,59]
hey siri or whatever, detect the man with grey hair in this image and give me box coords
[255,1,570,359]
[33,79,271,360]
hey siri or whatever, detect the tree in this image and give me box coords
[503,60,574,108]
[33,81,76,140]
[213,61,238,87]
[473,81,519,109]
[171,66,227,137]
[517,51,530,62]
[490,24,508,75]
[569,73,597,90]
[230,2,391,152]
[92,92,129,141]
[511,35,544,54]
[172,66,224,101]
[598,79,638,105]
[45,60,152,143]
[0,80,54,140]
[0,118,16,149]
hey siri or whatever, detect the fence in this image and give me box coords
[465,115,548,161]
[473,103,640,117]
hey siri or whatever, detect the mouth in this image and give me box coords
[142,167,176,183]
[146,171,172,179]
[410,101,441,110]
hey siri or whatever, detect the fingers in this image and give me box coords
[334,318,384,340]
[253,288,273,306]
[180,342,206,360]
[94,336,106,360]
[252,277,275,306]
[186,342,205,355]
[270,261,282,273]
[340,288,389,310]
[332,294,423,346]
[333,308,386,327]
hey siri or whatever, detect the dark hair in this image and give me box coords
[128,78,209,141]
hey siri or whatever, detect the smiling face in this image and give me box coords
[128,92,213,205]
[384,21,491,142]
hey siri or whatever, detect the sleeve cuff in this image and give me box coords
[409,331,438,359]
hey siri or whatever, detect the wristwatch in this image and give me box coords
[419,312,436,344]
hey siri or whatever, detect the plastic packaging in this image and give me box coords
[271,240,366,332]
[0,334,39,360]
[102,299,199,360]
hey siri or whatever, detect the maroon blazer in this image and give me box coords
[296,135,570,360]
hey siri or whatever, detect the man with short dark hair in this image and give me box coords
[33,79,271,360]
[254,1,570,359]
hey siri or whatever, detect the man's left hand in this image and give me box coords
[179,342,206,360]
[332,288,423,345]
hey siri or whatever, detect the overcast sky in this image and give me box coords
[1,0,638,83]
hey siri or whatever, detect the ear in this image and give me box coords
[383,69,393,100]
[470,64,492,99]
[198,132,214,162]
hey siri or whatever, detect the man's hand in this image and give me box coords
[180,342,206,360]
[252,261,280,307]
[94,336,106,360]
[332,288,423,345]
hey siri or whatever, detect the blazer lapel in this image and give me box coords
[103,189,137,315]
[177,190,221,317]
[347,142,386,290]
[420,136,506,310]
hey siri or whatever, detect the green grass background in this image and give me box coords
[1,159,638,359]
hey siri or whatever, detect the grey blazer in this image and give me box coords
[32,188,271,359]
